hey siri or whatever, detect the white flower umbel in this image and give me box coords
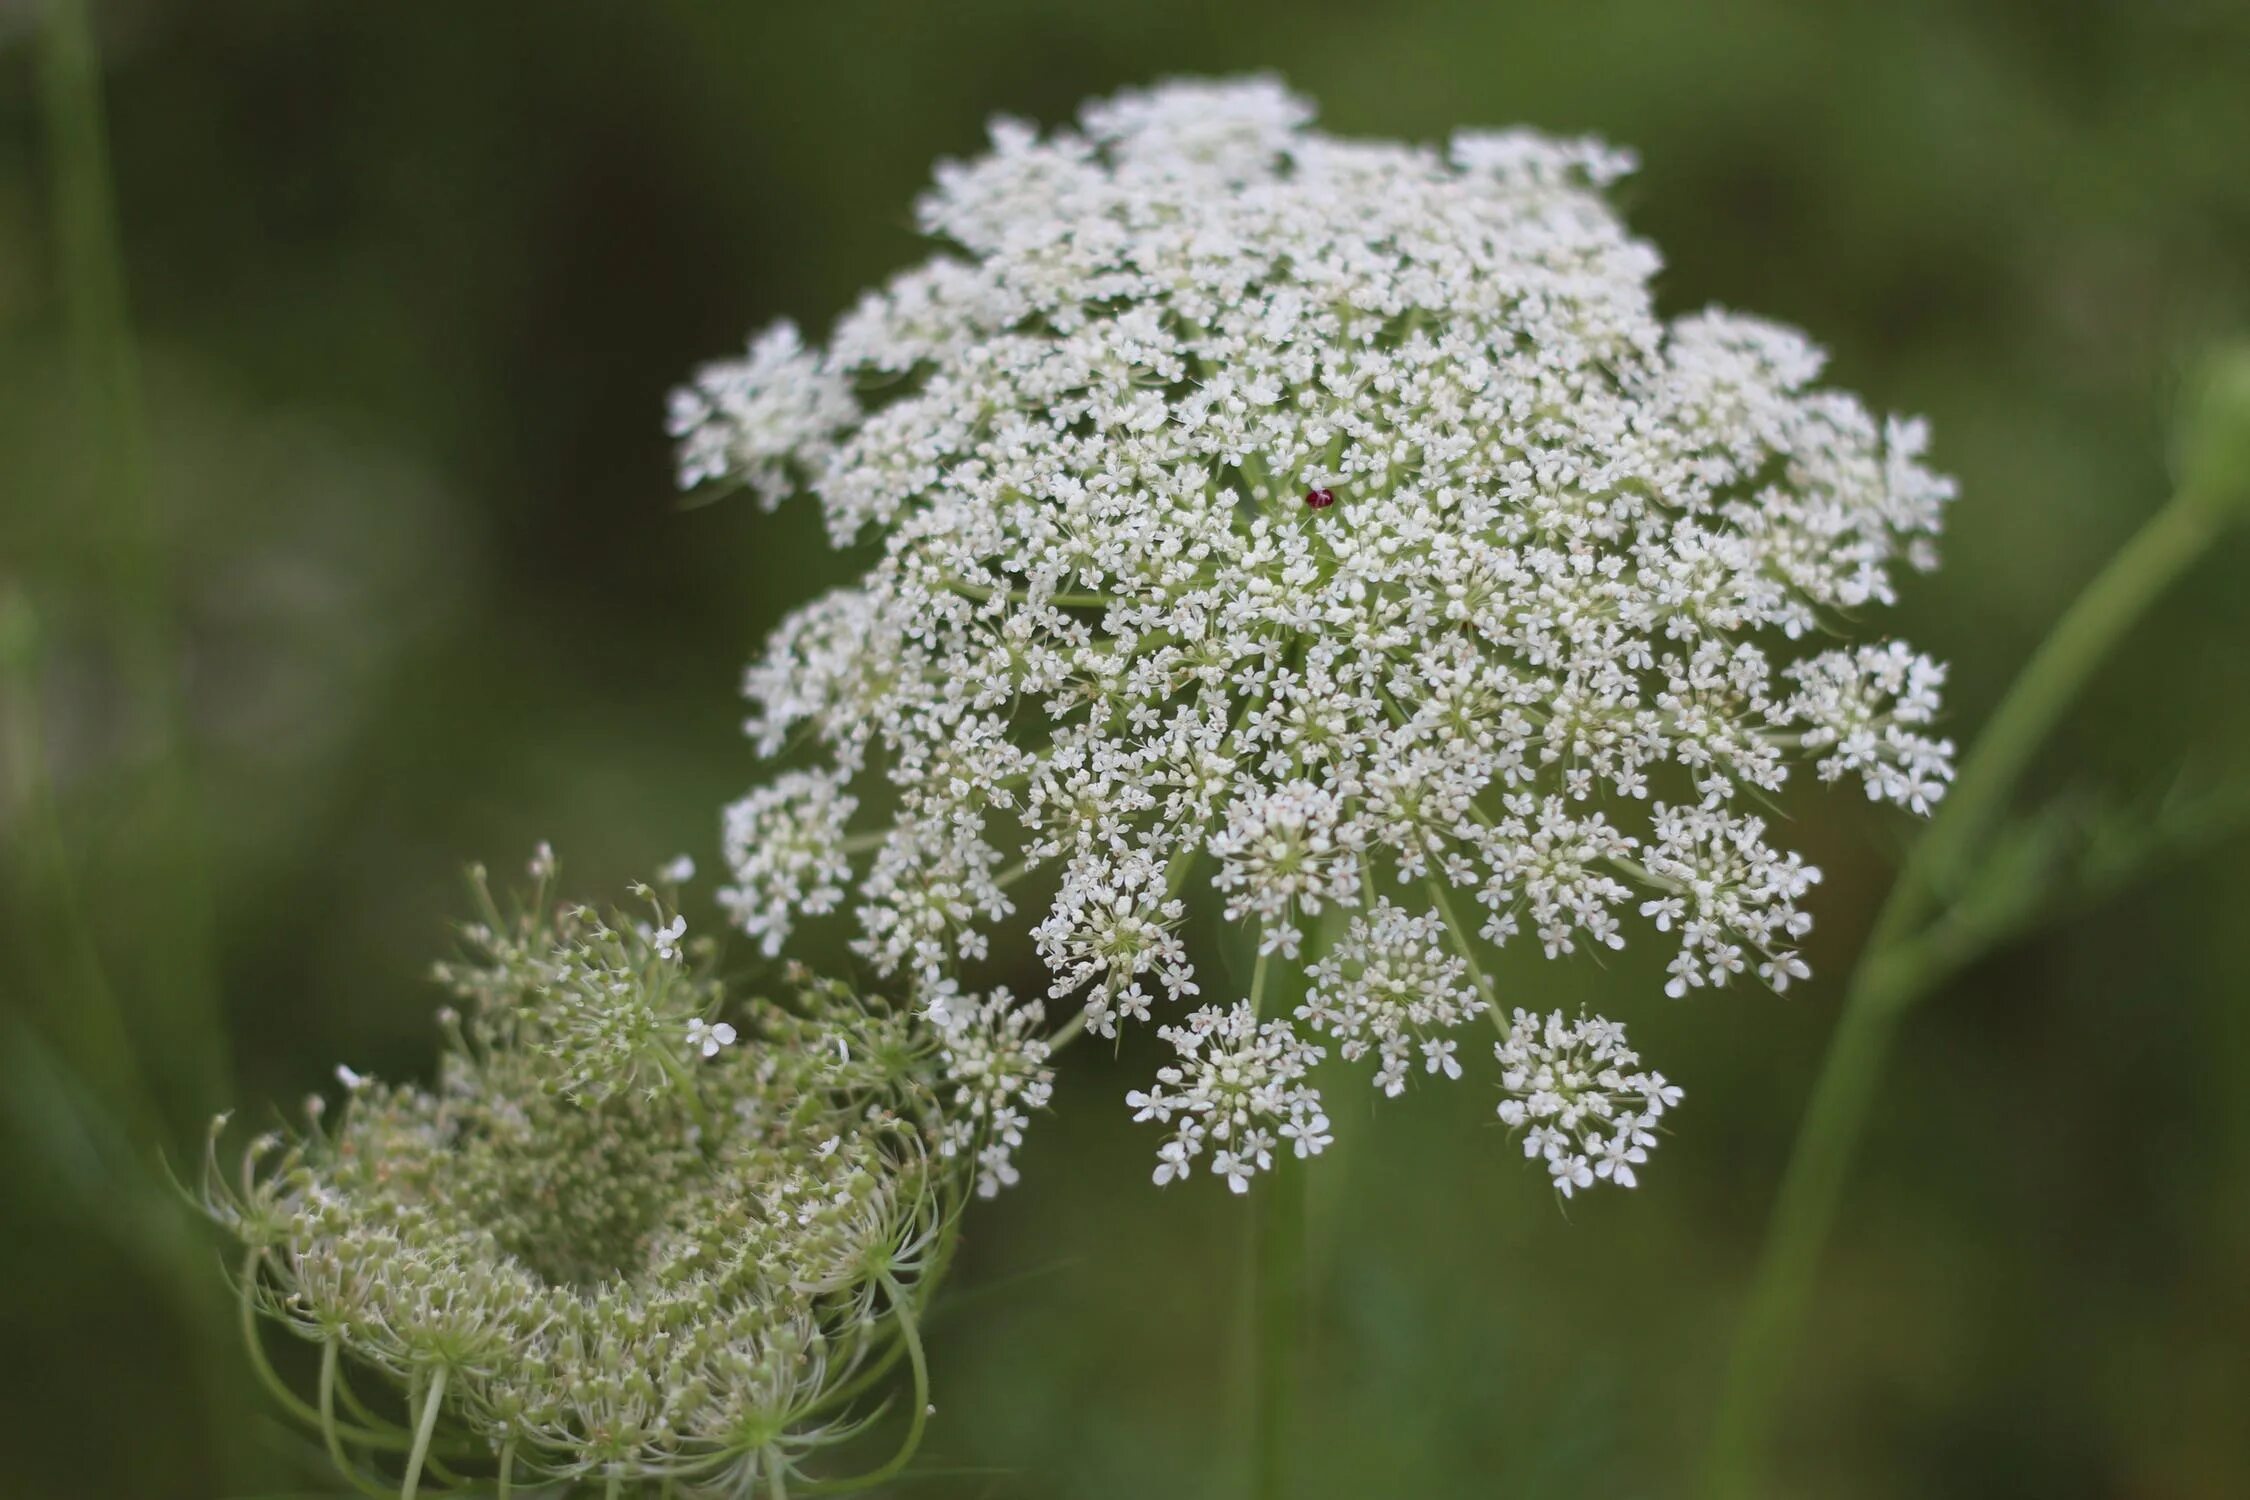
[1128,1001,1331,1194]
[1496,1009,1682,1198]
[679,77,1957,1197]
[1299,901,1481,1097]
[1031,851,1196,1038]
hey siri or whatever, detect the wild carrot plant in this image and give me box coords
[200,72,2250,1500]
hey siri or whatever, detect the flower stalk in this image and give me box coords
[400,1368,448,1500]
[1250,1151,1307,1500]
[1243,928,1303,1500]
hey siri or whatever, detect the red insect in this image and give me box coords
[1303,487,1336,510]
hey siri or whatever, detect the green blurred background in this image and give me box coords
[4,2,2249,1496]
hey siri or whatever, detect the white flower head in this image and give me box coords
[218,862,1020,1495]
[1298,901,1480,1098]
[1211,779,1360,959]
[719,770,858,958]
[1495,1009,1680,1197]
[683,77,1954,1197]
[669,320,857,499]
[1127,1001,1329,1194]
[1033,851,1197,1037]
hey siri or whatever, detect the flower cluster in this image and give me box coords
[934,984,1055,1196]
[1127,1000,1331,1193]
[681,77,1956,1195]
[209,858,1049,1498]
[428,859,726,1104]
[1299,901,1481,1097]
[1496,1009,1682,1198]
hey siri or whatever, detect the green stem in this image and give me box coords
[1250,1152,1305,1500]
[1892,475,2244,936]
[400,1367,446,1500]
[1424,878,1501,1025]
[1702,476,2241,1497]
[1243,924,1302,1500]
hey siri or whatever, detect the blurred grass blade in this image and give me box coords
[3,585,161,1141]
[37,0,231,1135]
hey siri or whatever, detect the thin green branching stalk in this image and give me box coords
[803,1273,932,1496]
[319,1342,352,1478]
[236,1252,444,1459]
[1045,1011,1088,1054]
[1424,877,1499,1024]
[236,1253,390,1451]
[802,1213,961,1423]
[1247,939,1272,1022]
[1704,436,2250,1496]
[316,1343,407,1500]
[332,1360,425,1446]
[943,576,1121,610]
[654,1043,722,1145]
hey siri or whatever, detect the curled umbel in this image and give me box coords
[208,854,1048,1498]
